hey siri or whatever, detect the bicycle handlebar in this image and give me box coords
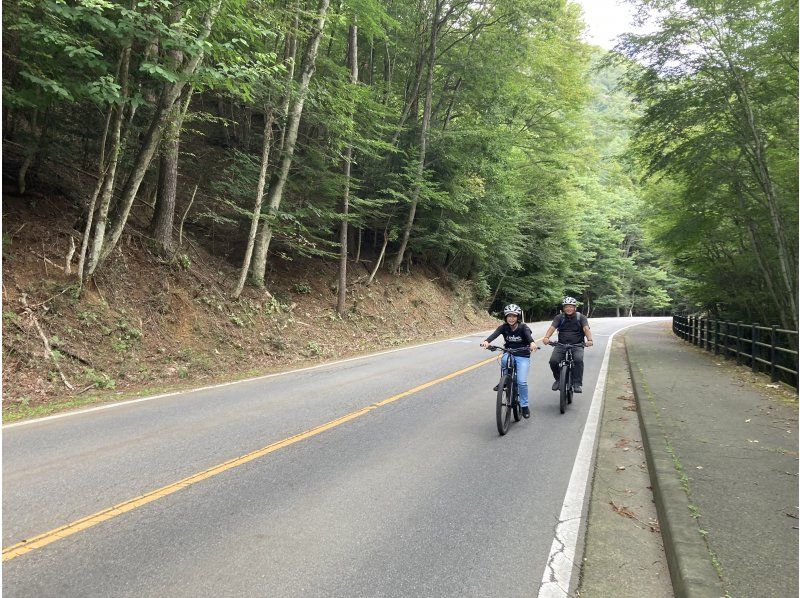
[483,345,530,354]
[547,342,586,348]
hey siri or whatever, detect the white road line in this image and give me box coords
[537,321,648,597]
[4,329,493,430]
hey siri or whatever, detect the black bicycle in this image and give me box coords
[549,342,583,414]
[486,346,526,435]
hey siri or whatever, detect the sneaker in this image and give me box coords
[522,406,530,418]
[574,385,582,393]
[551,380,559,391]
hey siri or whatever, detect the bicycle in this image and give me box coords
[485,345,527,435]
[548,342,584,414]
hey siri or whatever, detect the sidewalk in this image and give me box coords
[584,321,798,597]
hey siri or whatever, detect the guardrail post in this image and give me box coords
[752,324,759,373]
[714,320,720,355]
[725,321,732,358]
[701,317,706,349]
[770,325,778,382]
[736,322,742,365]
[706,318,711,351]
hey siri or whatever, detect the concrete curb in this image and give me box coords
[625,337,726,598]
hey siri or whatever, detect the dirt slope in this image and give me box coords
[2,192,495,422]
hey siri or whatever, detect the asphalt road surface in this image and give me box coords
[3,317,665,597]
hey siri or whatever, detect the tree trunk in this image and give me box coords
[17,108,40,195]
[733,179,791,331]
[278,0,300,153]
[337,23,358,316]
[88,0,222,274]
[368,228,389,285]
[218,96,231,146]
[382,39,393,103]
[391,0,442,274]
[232,110,276,299]
[151,76,192,260]
[249,10,299,286]
[242,106,252,150]
[84,45,132,279]
[250,0,331,286]
[150,101,181,259]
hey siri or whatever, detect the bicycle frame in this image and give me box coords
[551,342,581,374]
[487,345,527,433]
[549,342,582,414]
[489,346,526,394]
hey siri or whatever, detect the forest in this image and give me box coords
[2,0,797,325]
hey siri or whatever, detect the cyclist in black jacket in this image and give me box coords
[542,296,594,393]
[481,304,539,418]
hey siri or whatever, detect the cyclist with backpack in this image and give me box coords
[542,297,594,393]
[480,304,539,418]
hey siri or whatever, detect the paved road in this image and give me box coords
[3,317,665,597]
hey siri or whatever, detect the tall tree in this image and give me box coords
[337,21,358,315]
[390,0,442,273]
[250,0,332,287]
[618,0,798,328]
[149,5,188,260]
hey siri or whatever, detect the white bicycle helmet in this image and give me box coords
[503,304,523,319]
[562,296,578,306]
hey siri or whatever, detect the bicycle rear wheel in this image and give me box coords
[559,365,568,414]
[496,375,512,435]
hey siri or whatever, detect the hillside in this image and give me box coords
[1,190,495,422]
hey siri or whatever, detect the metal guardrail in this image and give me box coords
[673,315,798,389]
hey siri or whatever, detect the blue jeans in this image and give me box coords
[501,354,530,407]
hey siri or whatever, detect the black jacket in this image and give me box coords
[485,323,534,357]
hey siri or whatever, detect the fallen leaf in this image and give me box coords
[616,465,626,471]
[696,466,703,469]
[624,404,637,411]
[610,501,636,519]
[745,419,751,423]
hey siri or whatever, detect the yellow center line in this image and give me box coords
[3,355,498,562]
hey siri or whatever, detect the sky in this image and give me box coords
[572,0,637,50]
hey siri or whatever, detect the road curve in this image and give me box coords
[3,317,666,596]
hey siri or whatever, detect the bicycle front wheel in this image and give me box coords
[512,379,522,422]
[559,365,568,414]
[496,375,512,435]
[566,368,573,405]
